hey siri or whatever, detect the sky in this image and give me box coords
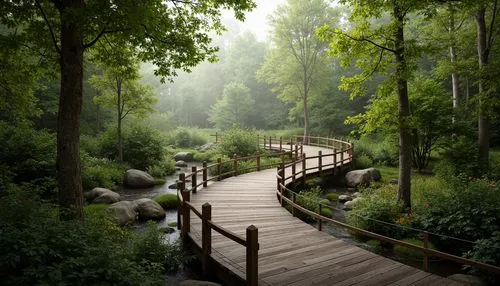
[224,0,286,41]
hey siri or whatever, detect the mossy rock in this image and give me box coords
[319,199,330,205]
[325,193,339,201]
[154,194,178,210]
[320,207,333,218]
[154,179,166,185]
[394,238,436,260]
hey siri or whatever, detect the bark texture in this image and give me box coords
[476,7,490,168]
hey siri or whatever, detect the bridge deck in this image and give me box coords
[185,145,461,285]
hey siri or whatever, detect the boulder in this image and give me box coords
[343,198,363,210]
[134,198,166,220]
[123,169,155,188]
[175,160,188,167]
[345,168,381,187]
[338,195,352,203]
[84,187,120,204]
[107,201,137,226]
[179,281,221,286]
[352,192,362,198]
[447,274,487,286]
[174,152,193,162]
[197,143,217,152]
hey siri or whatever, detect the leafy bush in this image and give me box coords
[99,124,165,170]
[154,194,178,210]
[217,128,260,157]
[436,136,481,178]
[464,231,500,280]
[296,186,323,222]
[353,135,398,167]
[347,185,405,238]
[147,158,176,178]
[354,153,373,169]
[0,189,166,286]
[166,127,207,148]
[320,207,333,218]
[81,152,129,190]
[0,121,57,196]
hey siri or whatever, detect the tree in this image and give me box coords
[258,0,336,138]
[208,83,254,130]
[1,0,255,220]
[319,0,432,209]
[90,65,156,162]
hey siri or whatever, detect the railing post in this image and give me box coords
[203,161,208,187]
[289,140,293,156]
[300,144,303,156]
[423,231,429,272]
[192,166,197,193]
[246,225,258,286]
[294,144,298,160]
[340,148,344,166]
[278,163,284,206]
[215,132,218,143]
[291,162,296,186]
[180,173,190,241]
[302,153,306,185]
[202,203,212,277]
[264,137,267,149]
[280,153,284,164]
[292,192,297,217]
[256,153,261,171]
[269,136,272,149]
[279,136,283,152]
[334,148,337,166]
[317,203,322,231]
[217,158,222,180]
[318,151,322,176]
[233,154,238,176]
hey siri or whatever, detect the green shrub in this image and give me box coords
[394,238,436,260]
[217,128,260,157]
[166,127,207,148]
[154,194,178,210]
[320,207,333,218]
[354,153,373,169]
[0,189,166,286]
[437,136,481,178]
[347,185,405,238]
[296,186,323,222]
[84,204,109,219]
[81,153,129,190]
[147,158,176,178]
[464,231,500,281]
[325,193,339,201]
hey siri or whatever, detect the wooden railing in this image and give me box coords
[275,140,500,276]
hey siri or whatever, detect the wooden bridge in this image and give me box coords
[176,135,498,285]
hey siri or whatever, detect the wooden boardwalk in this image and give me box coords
[183,145,461,285]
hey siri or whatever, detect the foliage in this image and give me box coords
[320,206,333,218]
[81,152,129,191]
[354,135,398,167]
[154,194,178,210]
[464,231,500,277]
[436,135,481,178]
[347,185,405,238]
[166,127,207,148]
[0,121,56,196]
[216,128,260,157]
[394,238,437,260]
[146,158,176,178]
[100,124,165,170]
[0,189,167,286]
[296,186,323,222]
[354,153,373,169]
[209,83,255,130]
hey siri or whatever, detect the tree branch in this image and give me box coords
[35,0,61,54]
[338,31,396,53]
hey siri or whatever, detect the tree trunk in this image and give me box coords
[394,6,411,210]
[57,0,85,221]
[476,7,490,168]
[449,4,460,111]
[303,68,310,140]
[116,76,123,162]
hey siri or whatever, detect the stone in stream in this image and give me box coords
[338,194,352,203]
[175,160,188,167]
[107,201,137,226]
[352,192,362,198]
[84,187,120,204]
[174,152,193,161]
[134,198,166,221]
[123,169,155,188]
[344,197,364,211]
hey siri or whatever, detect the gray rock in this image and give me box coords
[107,201,137,226]
[338,195,352,203]
[343,198,363,210]
[123,169,155,188]
[84,187,120,204]
[345,168,381,187]
[197,143,217,152]
[179,280,221,286]
[447,274,486,286]
[175,160,188,167]
[174,152,193,162]
[352,192,362,198]
[390,178,398,185]
[134,198,166,220]
[168,183,178,189]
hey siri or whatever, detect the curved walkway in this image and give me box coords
[185,145,460,285]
